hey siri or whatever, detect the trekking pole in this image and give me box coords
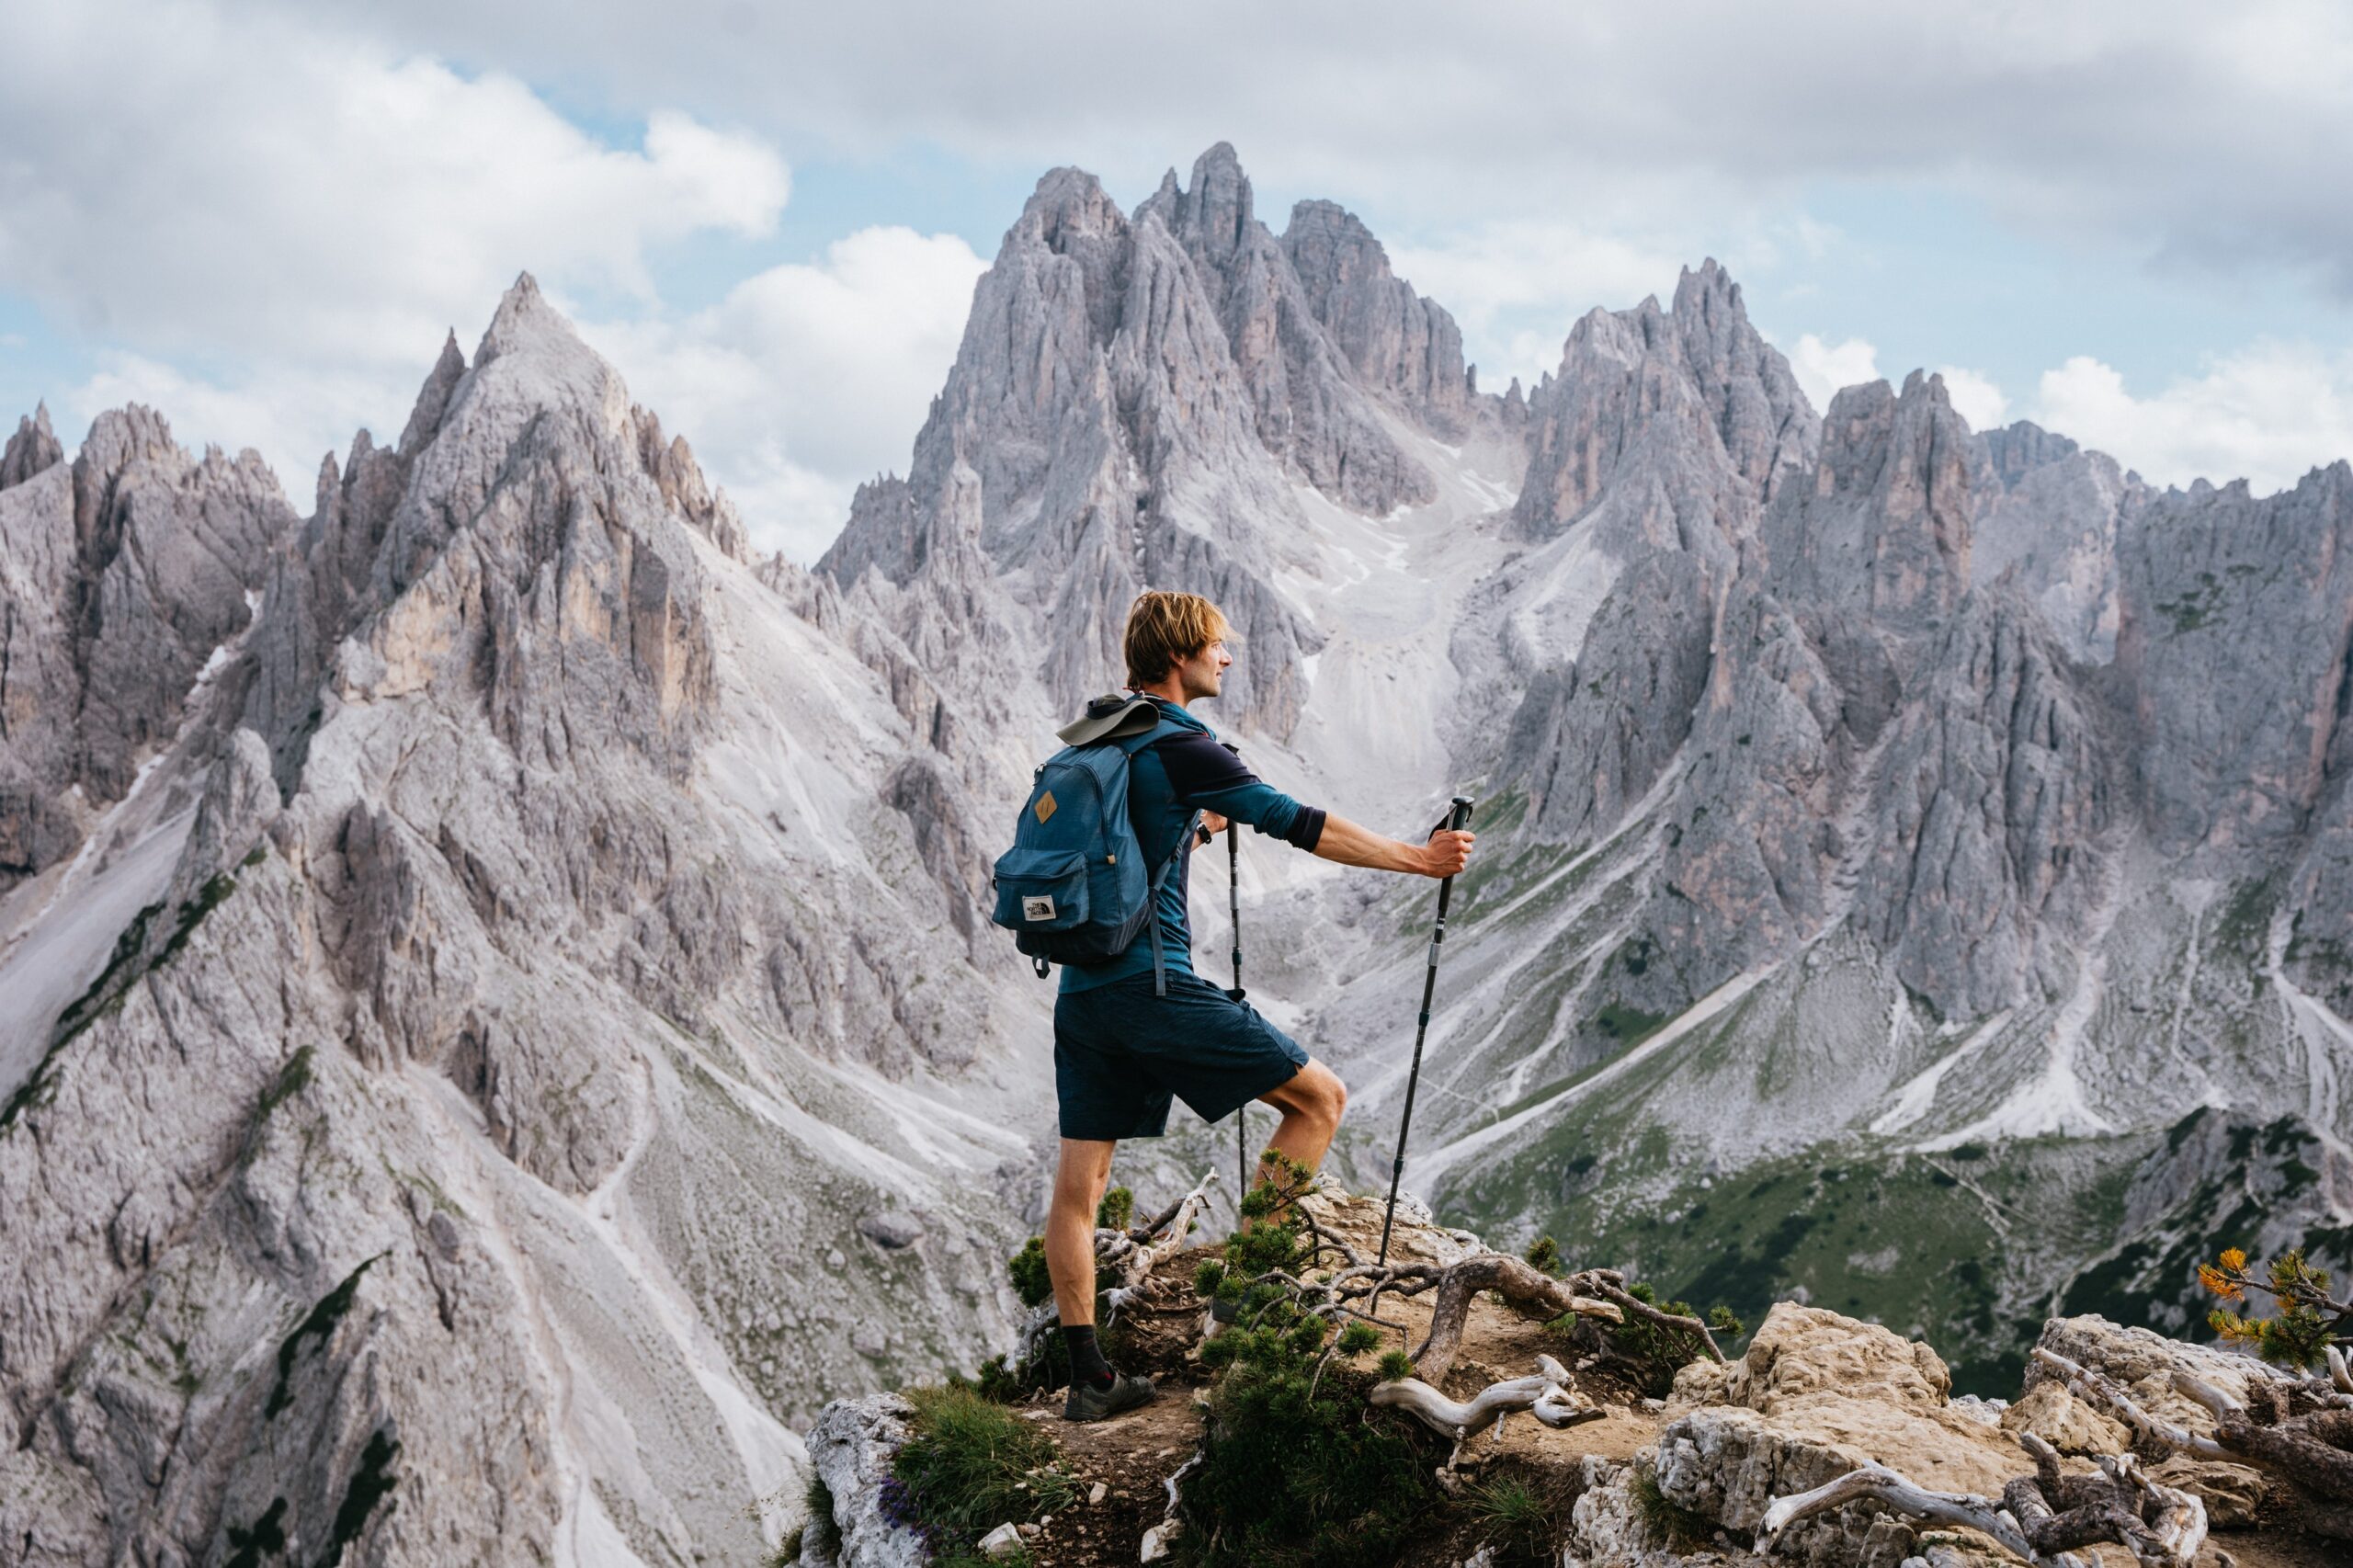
[1227,822,1249,1197]
[1377,796,1475,1267]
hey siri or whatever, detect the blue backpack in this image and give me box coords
[990,695,1202,994]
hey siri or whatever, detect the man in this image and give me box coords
[1050,590,1476,1420]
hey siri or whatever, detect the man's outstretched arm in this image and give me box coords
[1311,813,1474,878]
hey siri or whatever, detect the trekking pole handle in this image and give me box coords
[1448,796,1474,833]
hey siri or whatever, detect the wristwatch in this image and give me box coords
[1195,822,1215,846]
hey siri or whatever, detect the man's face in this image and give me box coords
[1176,635,1233,701]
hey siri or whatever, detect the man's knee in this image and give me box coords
[1052,1140,1115,1216]
[1294,1061,1347,1131]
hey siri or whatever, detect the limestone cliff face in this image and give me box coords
[0,403,296,888]
[2116,461,2353,858]
[0,280,1039,1566]
[1281,196,1472,437]
[1851,585,2116,1018]
[1761,370,1973,642]
[1971,419,2141,665]
[1514,259,1816,553]
[819,144,1485,744]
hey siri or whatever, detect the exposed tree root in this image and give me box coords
[2037,1346,2353,1541]
[1099,1169,1218,1323]
[1401,1255,1625,1382]
[1371,1352,1602,1490]
[1761,1432,2207,1568]
[1290,1253,1647,1381]
[1011,1168,1222,1369]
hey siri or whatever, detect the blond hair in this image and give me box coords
[1123,591,1232,687]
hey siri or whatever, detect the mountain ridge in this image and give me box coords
[2,140,2349,1564]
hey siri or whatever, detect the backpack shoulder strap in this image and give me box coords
[1056,695,1159,746]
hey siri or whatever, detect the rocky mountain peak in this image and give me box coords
[1671,258,1818,503]
[1762,369,1973,634]
[0,403,61,490]
[397,330,468,459]
[1513,258,1810,557]
[1982,418,2082,489]
[1172,140,1254,261]
[1281,196,1473,435]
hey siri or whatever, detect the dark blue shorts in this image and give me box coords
[1053,971,1310,1140]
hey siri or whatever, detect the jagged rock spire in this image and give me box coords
[0,403,62,490]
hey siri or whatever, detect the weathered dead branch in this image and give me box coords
[1403,1254,1623,1381]
[2037,1346,2353,1540]
[1761,1432,2206,1568]
[1372,1352,1602,1482]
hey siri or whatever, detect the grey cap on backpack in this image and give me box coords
[1056,693,1159,746]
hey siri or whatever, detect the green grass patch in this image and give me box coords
[1594,1002,1669,1044]
[888,1384,1078,1558]
[1629,1471,1711,1551]
[1465,1473,1563,1566]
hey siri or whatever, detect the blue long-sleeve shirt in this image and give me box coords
[1060,699,1326,993]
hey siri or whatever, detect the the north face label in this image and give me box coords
[1022,895,1057,922]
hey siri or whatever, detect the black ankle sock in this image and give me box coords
[1062,1324,1114,1387]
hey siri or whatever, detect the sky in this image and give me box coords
[3,1,2350,562]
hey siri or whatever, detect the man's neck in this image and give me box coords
[1131,679,1188,708]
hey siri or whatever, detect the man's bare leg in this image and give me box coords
[1250,1058,1347,1202]
[1046,1137,1116,1326]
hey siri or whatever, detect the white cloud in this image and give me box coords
[2,0,987,559]
[1388,223,1688,391]
[1787,335,1882,413]
[0,9,787,367]
[280,0,2353,295]
[1934,367,2009,431]
[584,227,988,560]
[2030,345,2353,494]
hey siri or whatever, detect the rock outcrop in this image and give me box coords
[1971,419,2141,664]
[0,403,296,887]
[819,142,1489,744]
[2,403,63,489]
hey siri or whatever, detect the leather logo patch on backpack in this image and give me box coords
[1022,895,1057,922]
[1034,791,1057,824]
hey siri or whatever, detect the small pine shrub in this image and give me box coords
[889,1384,1079,1560]
[1222,1151,1316,1282]
[1563,1280,1743,1396]
[2200,1244,2351,1369]
[1181,1284,1441,1567]
[1007,1237,1052,1308]
[1193,1258,1227,1297]
[1523,1235,1563,1276]
[972,1353,1026,1403]
[1376,1348,1415,1382]
[1336,1322,1381,1356]
[1097,1186,1135,1231]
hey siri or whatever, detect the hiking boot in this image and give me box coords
[1063,1370,1157,1423]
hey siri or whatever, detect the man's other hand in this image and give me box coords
[1421,828,1475,877]
[1199,811,1229,836]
